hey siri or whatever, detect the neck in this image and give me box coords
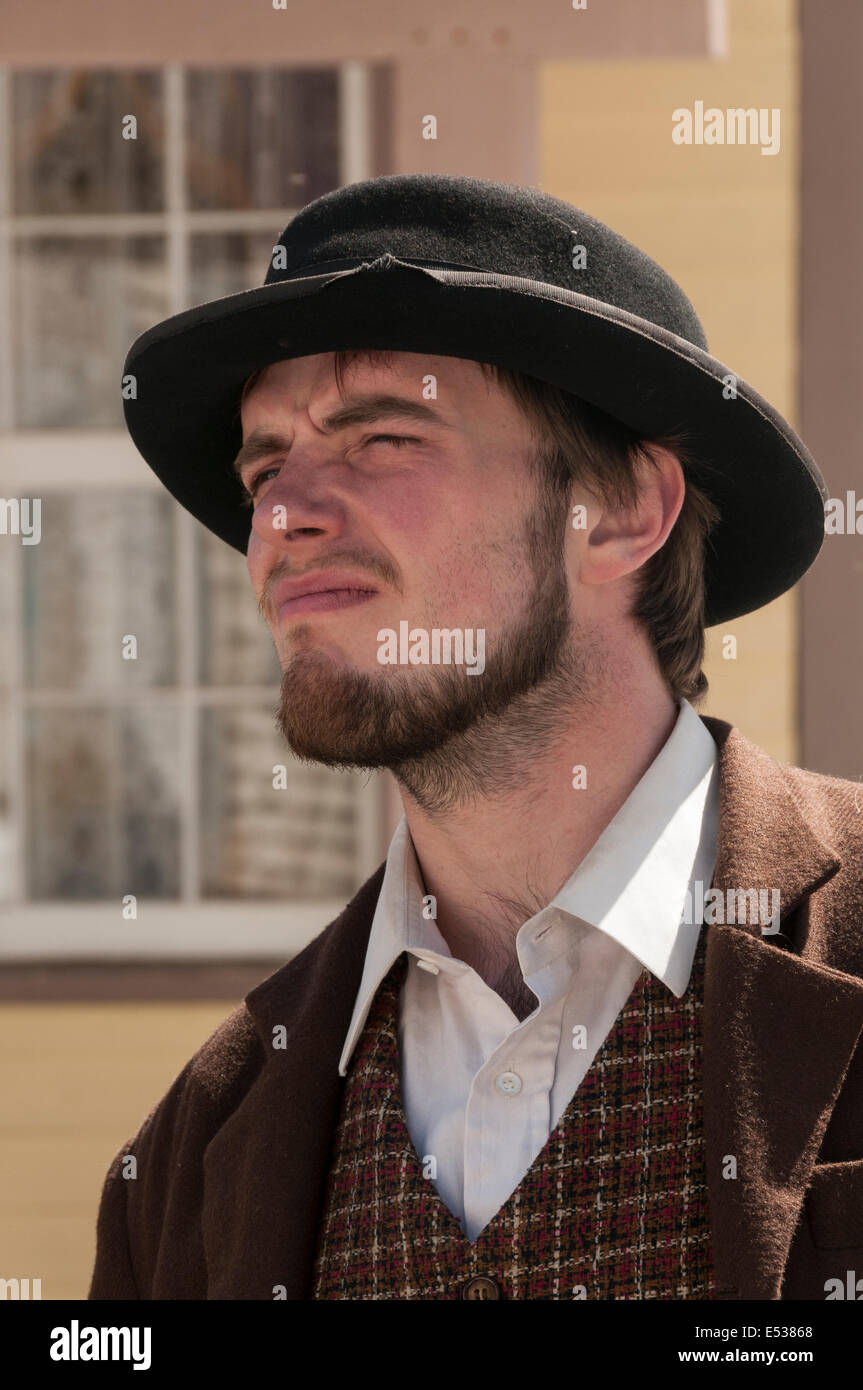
[395,660,680,986]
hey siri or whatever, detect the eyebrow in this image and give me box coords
[232,393,456,481]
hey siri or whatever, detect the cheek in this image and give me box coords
[399,497,526,617]
[245,534,270,605]
[381,472,491,543]
[376,481,434,538]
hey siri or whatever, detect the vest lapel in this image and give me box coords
[700,716,863,1299]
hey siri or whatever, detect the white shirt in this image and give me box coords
[338,698,720,1242]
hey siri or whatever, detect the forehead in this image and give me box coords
[242,350,494,409]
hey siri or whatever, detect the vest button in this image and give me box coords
[462,1276,501,1300]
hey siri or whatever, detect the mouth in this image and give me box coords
[276,587,379,619]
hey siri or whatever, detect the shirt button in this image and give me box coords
[495,1070,522,1096]
[462,1276,501,1300]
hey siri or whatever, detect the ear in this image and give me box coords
[578,444,686,590]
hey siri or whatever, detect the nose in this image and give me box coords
[249,458,347,552]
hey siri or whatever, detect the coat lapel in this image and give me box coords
[700,715,863,1299]
[202,862,384,1299]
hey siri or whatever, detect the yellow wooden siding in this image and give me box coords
[0,1003,230,1299]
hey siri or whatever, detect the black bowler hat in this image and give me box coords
[122,172,828,626]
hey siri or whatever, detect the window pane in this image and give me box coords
[12,71,164,215]
[13,235,168,428]
[197,528,279,686]
[185,69,340,211]
[22,492,178,689]
[187,230,280,307]
[25,706,181,899]
[200,706,363,899]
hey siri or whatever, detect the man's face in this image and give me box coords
[240,351,599,798]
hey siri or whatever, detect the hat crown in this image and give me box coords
[264,173,708,351]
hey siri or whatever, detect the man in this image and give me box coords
[90,174,863,1301]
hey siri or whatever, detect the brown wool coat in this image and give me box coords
[88,716,863,1301]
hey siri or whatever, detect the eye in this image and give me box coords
[244,463,282,501]
[243,435,417,506]
[364,433,416,449]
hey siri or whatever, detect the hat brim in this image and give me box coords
[123,257,828,627]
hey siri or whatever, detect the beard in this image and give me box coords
[274,480,606,815]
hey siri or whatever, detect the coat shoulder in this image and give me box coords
[701,714,863,974]
[772,756,863,974]
[133,923,336,1158]
[703,712,863,859]
[778,757,863,856]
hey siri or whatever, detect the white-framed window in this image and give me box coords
[0,63,388,961]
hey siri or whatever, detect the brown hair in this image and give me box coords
[240,352,720,704]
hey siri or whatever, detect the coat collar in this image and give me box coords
[211,715,863,1299]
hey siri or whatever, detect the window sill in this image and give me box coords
[0,959,288,1001]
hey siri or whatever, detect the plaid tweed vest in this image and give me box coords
[311,926,716,1300]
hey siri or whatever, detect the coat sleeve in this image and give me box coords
[88,1139,141,1299]
[86,1061,204,1301]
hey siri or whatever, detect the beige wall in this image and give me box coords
[0,1002,229,1299]
[1,0,801,1301]
[542,0,800,764]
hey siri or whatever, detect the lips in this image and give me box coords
[271,570,380,620]
[278,588,378,617]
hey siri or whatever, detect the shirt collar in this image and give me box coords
[338,698,719,1075]
[547,696,719,997]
